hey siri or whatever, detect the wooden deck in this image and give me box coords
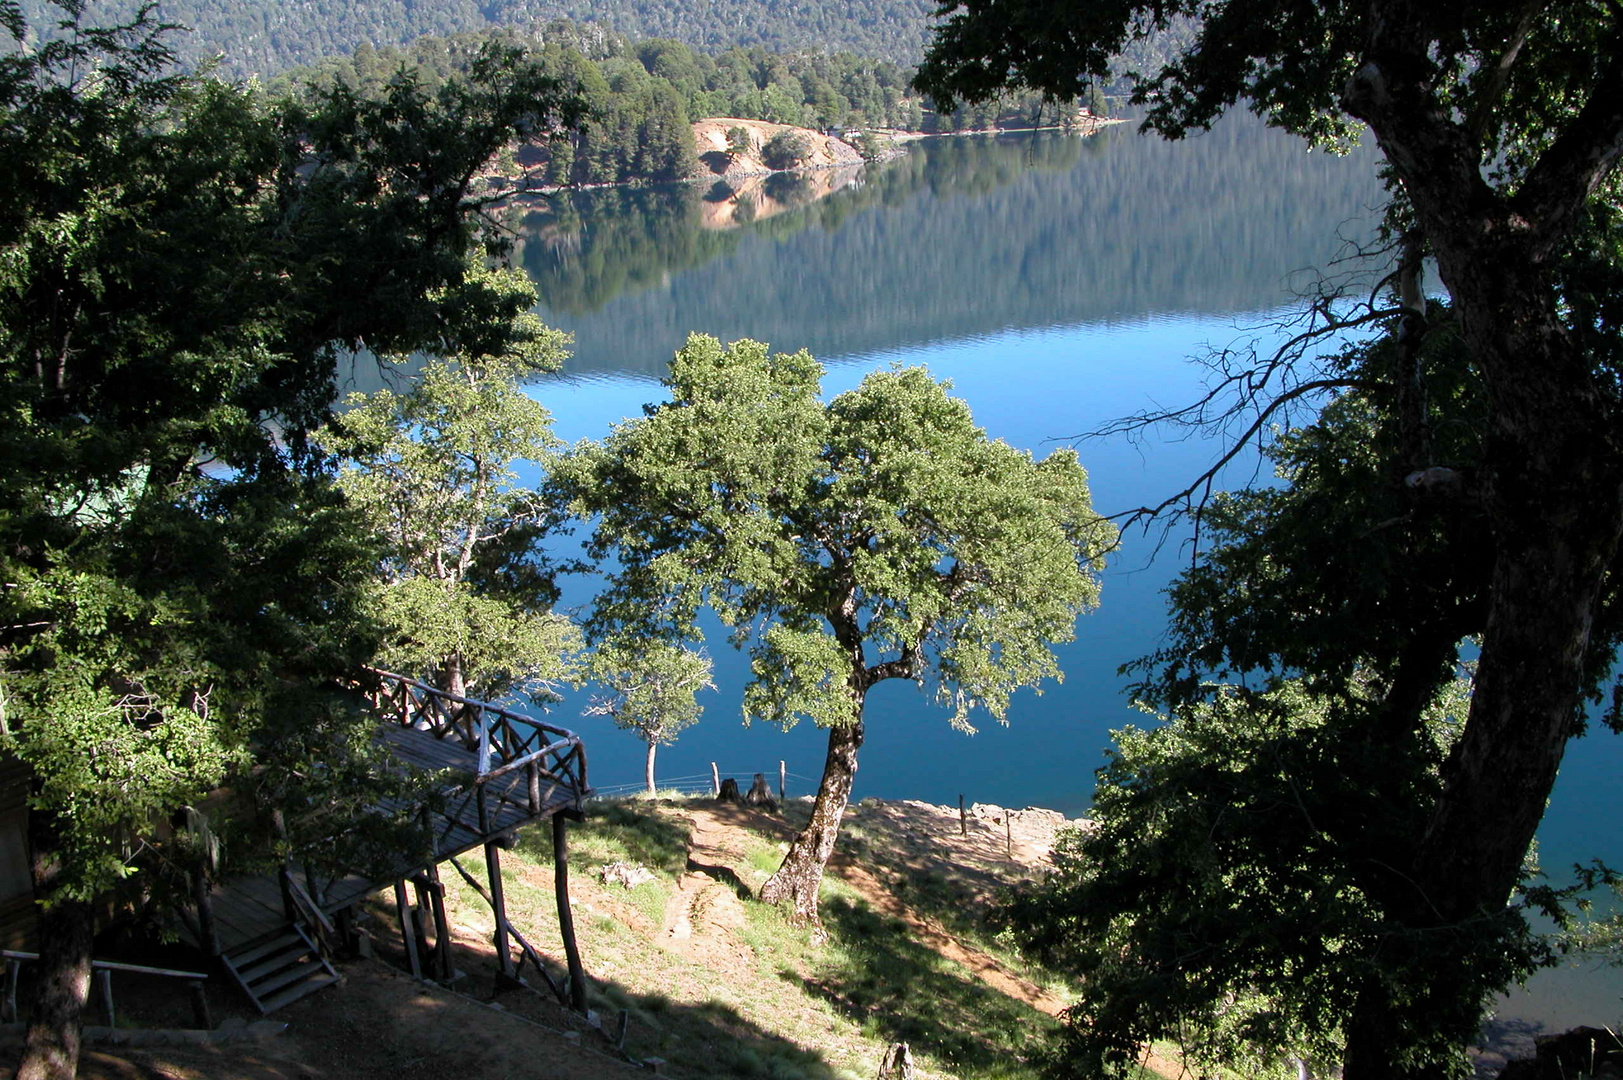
[196,670,591,953]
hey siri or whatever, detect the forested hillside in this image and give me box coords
[273,24,1061,187]
[15,0,934,77]
[16,0,1191,85]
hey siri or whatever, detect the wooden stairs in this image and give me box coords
[221,924,339,1014]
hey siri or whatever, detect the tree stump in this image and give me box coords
[717,777,741,802]
[877,1042,915,1079]
[744,772,778,810]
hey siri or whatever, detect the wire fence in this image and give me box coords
[589,768,823,801]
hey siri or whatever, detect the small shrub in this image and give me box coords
[761,129,813,170]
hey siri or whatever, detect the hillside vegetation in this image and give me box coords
[39,797,1161,1080]
[16,0,1190,82]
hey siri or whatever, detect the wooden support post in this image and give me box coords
[95,967,114,1027]
[779,760,786,803]
[192,867,222,958]
[411,876,436,976]
[615,1008,630,1049]
[335,905,357,957]
[187,979,212,1030]
[486,842,515,979]
[959,794,967,836]
[2,957,18,1023]
[423,864,453,982]
[552,814,588,1013]
[394,879,422,980]
[1005,814,1012,858]
[710,762,720,795]
[528,760,542,814]
[278,864,297,925]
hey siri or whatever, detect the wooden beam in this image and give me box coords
[422,863,453,982]
[95,967,115,1027]
[394,879,422,980]
[552,814,588,1013]
[192,868,222,958]
[486,843,514,979]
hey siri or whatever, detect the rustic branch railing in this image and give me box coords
[1,950,212,1030]
[363,668,590,821]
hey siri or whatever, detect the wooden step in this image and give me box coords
[222,924,338,1015]
[259,971,340,1014]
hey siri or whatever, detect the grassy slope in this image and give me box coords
[417,796,1111,1080]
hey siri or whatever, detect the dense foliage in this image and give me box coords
[271,23,1067,187]
[1002,313,1617,1076]
[917,0,1623,1076]
[15,0,1195,83]
[0,3,582,1074]
[321,263,580,705]
[558,335,1112,920]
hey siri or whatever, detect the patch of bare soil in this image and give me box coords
[2,957,642,1080]
[692,118,862,177]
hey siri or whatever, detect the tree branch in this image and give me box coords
[1513,36,1623,258]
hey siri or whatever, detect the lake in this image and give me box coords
[514,114,1621,1032]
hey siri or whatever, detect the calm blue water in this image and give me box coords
[520,117,1622,1030]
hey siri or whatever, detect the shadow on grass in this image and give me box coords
[802,896,1057,1079]
[590,978,844,1080]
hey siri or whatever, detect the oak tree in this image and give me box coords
[585,639,714,797]
[917,6,1623,1072]
[322,263,580,705]
[560,334,1112,923]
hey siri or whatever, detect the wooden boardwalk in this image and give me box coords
[195,670,591,954]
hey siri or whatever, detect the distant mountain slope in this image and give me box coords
[19,1,1193,86]
[17,0,938,78]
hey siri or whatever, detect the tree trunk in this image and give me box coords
[758,715,865,926]
[439,650,467,700]
[14,810,94,1080]
[645,741,657,797]
[1336,20,1623,1075]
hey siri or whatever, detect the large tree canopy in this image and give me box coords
[559,334,1113,922]
[322,263,580,706]
[917,2,1623,1077]
[0,4,581,1075]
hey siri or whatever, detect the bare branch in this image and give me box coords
[1464,0,1542,146]
[1102,375,1368,532]
[1067,297,1393,549]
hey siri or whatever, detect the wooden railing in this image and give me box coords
[363,668,591,823]
[2,950,212,1030]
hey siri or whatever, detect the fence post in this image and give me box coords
[779,760,787,803]
[959,794,967,836]
[2,957,18,1023]
[95,967,115,1027]
[711,762,720,796]
[188,979,212,1030]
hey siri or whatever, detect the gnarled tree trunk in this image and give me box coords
[758,713,865,925]
[15,810,95,1080]
[1338,16,1623,1075]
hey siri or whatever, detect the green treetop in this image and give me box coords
[558,333,1113,923]
[0,3,582,1074]
[916,3,1623,1076]
[322,263,580,706]
[586,639,715,797]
